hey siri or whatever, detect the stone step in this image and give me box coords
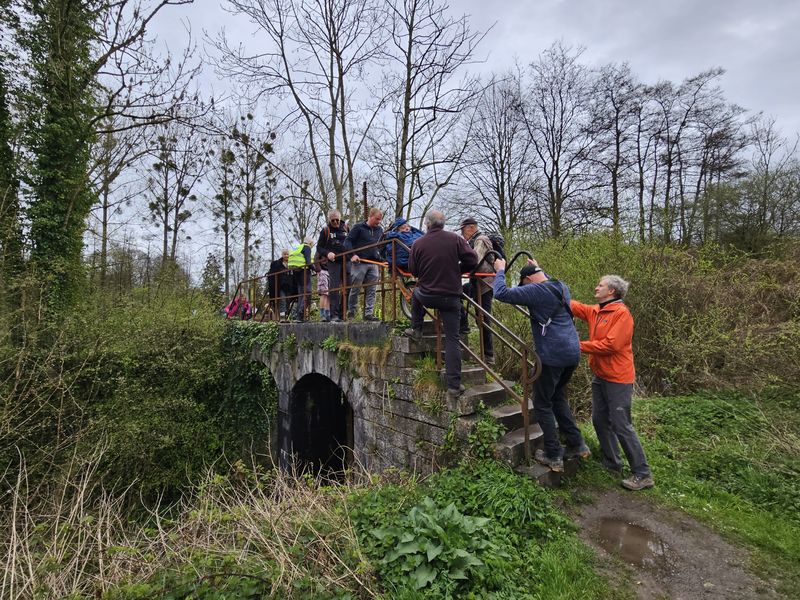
[495,424,544,467]
[448,380,514,415]
[442,364,486,387]
[490,399,535,432]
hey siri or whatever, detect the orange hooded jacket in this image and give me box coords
[570,299,635,384]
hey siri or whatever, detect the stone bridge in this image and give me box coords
[252,321,566,483]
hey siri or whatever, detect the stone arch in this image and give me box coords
[288,373,353,474]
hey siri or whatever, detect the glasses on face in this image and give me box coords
[331,218,340,223]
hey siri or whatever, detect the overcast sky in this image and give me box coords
[155,0,800,136]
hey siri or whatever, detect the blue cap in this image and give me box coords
[391,217,407,230]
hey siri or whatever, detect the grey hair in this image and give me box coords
[424,210,446,229]
[602,275,630,299]
[327,209,341,220]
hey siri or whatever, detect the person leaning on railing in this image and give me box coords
[492,258,590,473]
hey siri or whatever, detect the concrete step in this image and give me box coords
[490,399,534,432]
[495,424,544,467]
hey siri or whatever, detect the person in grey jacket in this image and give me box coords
[493,258,590,472]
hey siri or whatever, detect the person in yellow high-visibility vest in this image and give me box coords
[287,238,314,321]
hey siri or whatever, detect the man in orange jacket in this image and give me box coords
[571,275,654,491]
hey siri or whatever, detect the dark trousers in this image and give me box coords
[292,269,311,320]
[533,364,584,458]
[327,260,346,319]
[460,279,494,357]
[591,376,651,476]
[411,290,462,391]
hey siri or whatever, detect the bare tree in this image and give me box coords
[144,120,209,264]
[461,72,535,234]
[214,0,385,216]
[520,42,599,237]
[370,0,484,219]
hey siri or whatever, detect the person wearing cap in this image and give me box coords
[493,258,590,472]
[406,210,479,400]
[317,209,350,322]
[458,217,496,364]
[572,275,654,491]
[344,207,384,321]
[383,217,423,270]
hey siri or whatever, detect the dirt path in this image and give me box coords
[569,490,782,600]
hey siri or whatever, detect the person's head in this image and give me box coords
[281,249,289,262]
[459,217,478,239]
[595,275,629,302]
[424,210,446,230]
[518,264,547,286]
[390,216,410,232]
[327,209,342,226]
[303,237,314,247]
[367,207,383,227]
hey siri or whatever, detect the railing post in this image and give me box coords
[521,346,531,465]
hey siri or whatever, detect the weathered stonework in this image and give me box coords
[252,322,469,474]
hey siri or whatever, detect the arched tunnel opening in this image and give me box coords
[289,373,353,476]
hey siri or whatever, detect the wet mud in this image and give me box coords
[571,490,781,600]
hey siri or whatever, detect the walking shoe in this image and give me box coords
[565,442,591,460]
[330,317,342,323]
[404,327,422,342]
[621,474,655,491]
[485,354,495,366]
[445,385,465,400]
[534,449,564,472]
[601,462,624,476]
[364,315,380,321]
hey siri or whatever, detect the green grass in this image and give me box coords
[568,389,800,599]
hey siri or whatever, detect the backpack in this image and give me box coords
[486,233,506,260]
[469,232,506,261]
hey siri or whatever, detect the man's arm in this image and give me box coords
[492,269,539,305]
[570,299,592,322]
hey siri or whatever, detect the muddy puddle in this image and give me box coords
[596,517,669,569]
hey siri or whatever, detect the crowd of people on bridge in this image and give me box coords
[228,205,653,492]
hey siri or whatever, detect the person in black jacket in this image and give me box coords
[268,249,295,319]
[407,210,478,399]
[316,209,350,322]
[344,207,384,321]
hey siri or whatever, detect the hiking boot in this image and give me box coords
[621,474,655,491]
[485,354,495,366]
[534,449,564,473]
[565,442,591,460]
[446,385,465,400]
[404,327,422,342]
[364,315,380,322]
